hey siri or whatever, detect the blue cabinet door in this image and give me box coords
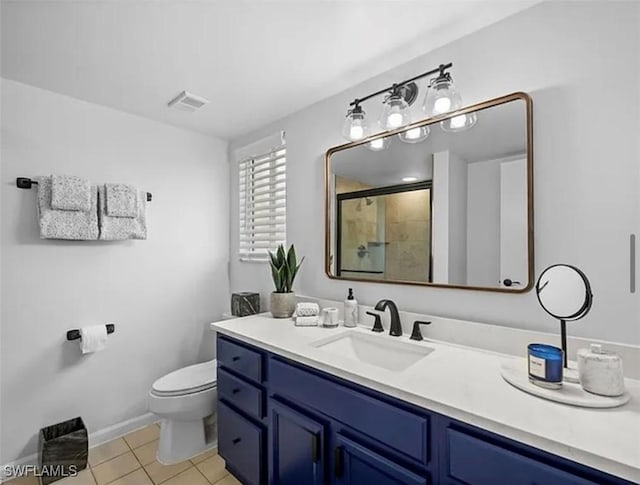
[269,399,326,485]
[334,434,428,485]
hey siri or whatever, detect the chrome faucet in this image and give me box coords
[374,299,402,336]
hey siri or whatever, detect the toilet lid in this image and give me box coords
[152,360,217,396]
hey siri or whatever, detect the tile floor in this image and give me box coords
[7,423,240,485]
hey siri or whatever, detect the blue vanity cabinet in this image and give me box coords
[216,334,635,485]
[269,399,327,485]
[217,336,268,485]
[436,419,633,485]
[333,434,428,485]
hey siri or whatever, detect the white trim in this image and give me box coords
[89,412,158,449]
[0,413,157,483]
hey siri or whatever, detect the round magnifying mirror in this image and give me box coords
[535,264,593,380]
[536,264,592,321]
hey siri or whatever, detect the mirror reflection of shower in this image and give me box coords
[356,197,374,211]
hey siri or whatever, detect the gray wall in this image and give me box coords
[228,1,639,345]
[0,79,229,463]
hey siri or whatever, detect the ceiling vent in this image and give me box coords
[168,91,209,112]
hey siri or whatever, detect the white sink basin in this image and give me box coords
[311,330,434,372]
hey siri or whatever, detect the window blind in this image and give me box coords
[238,144,286,261]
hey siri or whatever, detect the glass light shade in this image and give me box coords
[367,137,390,152]
[342,106,369,141]
[440,111,478,132]
[423,77,463,116]
[379,94,410,130]
[398,125,430,144]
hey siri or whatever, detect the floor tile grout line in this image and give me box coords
[126,440,155,485]
[98,435,144,485]
[192,464,213,485]
[87,465,98,485]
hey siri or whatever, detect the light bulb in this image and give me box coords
[350,125,364,140]
[405,128,422,139]
[367,137,389,152]
[440,111,478,132]
[450,114,467,128]
[423,72,463,117]
[387,112,403,128]
[342,104,369,141]
[398,125,430,144]
[379,92,410,130]
[433,97,452,115]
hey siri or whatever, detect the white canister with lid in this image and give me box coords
[577,344,625,397]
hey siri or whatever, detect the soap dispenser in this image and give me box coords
[344,288,358,328]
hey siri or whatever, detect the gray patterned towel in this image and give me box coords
[51,174,92,212]
[105,183,138,218]
[36,177,99,240]
[98,185,147,240]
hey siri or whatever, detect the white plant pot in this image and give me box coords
[270,292,295,318]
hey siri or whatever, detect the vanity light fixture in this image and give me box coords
[441,112,477,132]
[379,86,411,130]
[398,125,430,144]
[342,104,369,141]
[342,62,454,142]
[367,137,389,152]
[402,176,418,182]
[422,67,463,116]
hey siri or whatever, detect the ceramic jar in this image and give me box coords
[577,344,625,397]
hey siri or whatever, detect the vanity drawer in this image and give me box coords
[217,336,263,384]
[218,401,264,485]
[446,428,598,485]
[270,357,429,465]
[218,367,263,419]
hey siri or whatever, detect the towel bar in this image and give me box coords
[66,324,115,341]
[17,177,152,202]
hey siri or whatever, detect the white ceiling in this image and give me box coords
[1,1,537,140]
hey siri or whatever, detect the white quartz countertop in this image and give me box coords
[211,315,640,482]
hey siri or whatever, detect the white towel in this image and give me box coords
[51,175,92,212]
[295,316,319,327]
[296,302,320,317]
[105,183,139,218]
[98,185,147,240]
[79,325,108,354]
[36,177,99,240]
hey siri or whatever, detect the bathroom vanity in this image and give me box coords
[211,315,639,485]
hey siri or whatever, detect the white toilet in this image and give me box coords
[148,359,218,464]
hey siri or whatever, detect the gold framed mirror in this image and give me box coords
[324,92,533,292]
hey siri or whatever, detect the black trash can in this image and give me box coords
[38,417,88,484]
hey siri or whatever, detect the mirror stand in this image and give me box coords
[536,264,594,383]
[560,319,568,368]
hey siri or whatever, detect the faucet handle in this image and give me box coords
[366,311,384,333]
[410,321,432,341]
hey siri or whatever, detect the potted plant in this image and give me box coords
[268,244,304,318]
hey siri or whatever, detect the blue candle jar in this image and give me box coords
[528,343,563,389]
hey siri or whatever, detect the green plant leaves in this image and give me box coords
[268,243,304,293]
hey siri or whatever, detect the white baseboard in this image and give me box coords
[1,413,158,484]
[89,412,158,449]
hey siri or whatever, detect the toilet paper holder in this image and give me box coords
[66,324,115,341]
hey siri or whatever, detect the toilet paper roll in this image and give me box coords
[322,307,339,327]
[79,325,108,354]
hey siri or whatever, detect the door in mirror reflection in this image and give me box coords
[325,92,533,291]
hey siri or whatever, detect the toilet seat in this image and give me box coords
[151,360,217,397]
